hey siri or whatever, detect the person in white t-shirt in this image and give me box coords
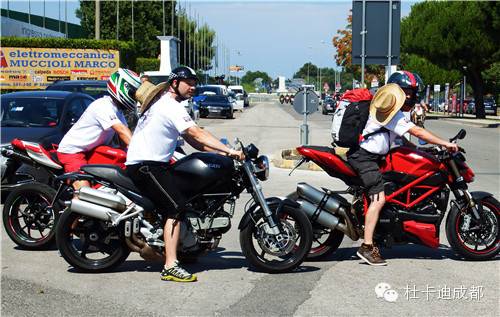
[347,82,458,267]
[126,66,244,283]
[57,68,141,190]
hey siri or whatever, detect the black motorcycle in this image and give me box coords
[54,141,313,273]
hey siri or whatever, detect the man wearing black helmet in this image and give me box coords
[126,66,244,282]
[348,71,458,266]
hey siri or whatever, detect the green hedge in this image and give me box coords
[135,58,161,74]
[0,37,138,69]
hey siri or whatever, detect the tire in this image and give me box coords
[239,204,312,273]
[56,209,130,272]
[446,196,500,260]
[308,225,344,260]
[286,192,344,260]
[2,183,59,249]
[226,109,234,119]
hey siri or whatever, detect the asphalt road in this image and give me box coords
[1,100,499,316]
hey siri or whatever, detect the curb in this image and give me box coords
[271,147,349,171]
[427,115,499,128]
[437,118,499,128]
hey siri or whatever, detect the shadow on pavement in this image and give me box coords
[310,244,499,263]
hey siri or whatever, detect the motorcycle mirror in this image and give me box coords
[457,129,466,140]
[450,129,467,142]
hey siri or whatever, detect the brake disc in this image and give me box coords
[256,220,298,257]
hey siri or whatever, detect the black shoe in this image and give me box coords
[160,261,197,282]
[356,243,387,266]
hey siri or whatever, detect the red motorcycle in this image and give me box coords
[1,139,126,249]
[289,129,499,260]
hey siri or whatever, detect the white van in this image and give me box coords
[228,85,249,108]
[196,84,228,96]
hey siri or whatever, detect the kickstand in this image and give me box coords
[289,157,307,176]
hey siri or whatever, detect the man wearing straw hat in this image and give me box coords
[126,66,244,282]
[348,82,458,266]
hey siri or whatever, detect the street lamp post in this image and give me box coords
[461,66,467,117]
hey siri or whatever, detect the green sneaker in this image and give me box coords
[161,261,197,282]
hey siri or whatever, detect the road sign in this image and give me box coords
[352,0,401,65]
[293,90,319,114]
[434,84,441,92]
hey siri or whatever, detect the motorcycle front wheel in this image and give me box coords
[446,196,500,260]
[2,183,59,249]
[56,209,130,272]
[239,204,312,273]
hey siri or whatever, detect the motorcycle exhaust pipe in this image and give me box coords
[296,199,342,230]
[297,182,343,214]
[69,199,121,221]
[78,187,127,211]
[295,182,358,239]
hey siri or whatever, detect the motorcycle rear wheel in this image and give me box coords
[446,196,500,260]
[307,225,344,260]
[239,204,312,273]
[56,209,130,272]
[2,183,59,249]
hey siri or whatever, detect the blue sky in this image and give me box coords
[1,0,417,78]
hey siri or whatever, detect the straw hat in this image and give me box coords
[135,81,169,115]
[369,83,407,125]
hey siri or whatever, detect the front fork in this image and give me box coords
[243,162,282,237]
[448,159,482,222]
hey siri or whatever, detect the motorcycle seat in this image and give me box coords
[81,164,140,191]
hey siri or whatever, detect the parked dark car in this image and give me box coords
[465,97,497,115]
[1,91,94,198]
[484,96,497,115]
[46,80,108,99]
[198,95,234,119]
[466,99,475,114]
[321,96,337,114]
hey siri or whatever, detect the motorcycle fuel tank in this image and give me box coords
[170,152,234,198]
[380,147,445,178]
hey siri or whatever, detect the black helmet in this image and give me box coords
[387,70,425,103]
[168,66,198,84]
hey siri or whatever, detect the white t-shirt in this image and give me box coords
[359,111,415,155]
[58,96,126,154]
[126,92,195,165]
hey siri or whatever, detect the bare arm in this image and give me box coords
[408,126,458,151]
[182,125,244,160]
[111,123,132,146]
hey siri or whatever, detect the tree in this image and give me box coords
[331,12,384,87]
[402,1,500,118]
[77,0,215,70]
[400,53,462,97]
[241,71,272,86]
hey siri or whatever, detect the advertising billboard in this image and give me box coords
[0,47,120,90]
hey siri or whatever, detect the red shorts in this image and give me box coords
[57,152,88,173]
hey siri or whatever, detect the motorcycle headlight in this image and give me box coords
[254,155,269,181]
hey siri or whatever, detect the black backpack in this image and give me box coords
[331,89,386,148]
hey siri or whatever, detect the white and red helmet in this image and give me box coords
[107,68,141,111]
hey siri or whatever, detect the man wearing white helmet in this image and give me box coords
[57,68,141,190]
